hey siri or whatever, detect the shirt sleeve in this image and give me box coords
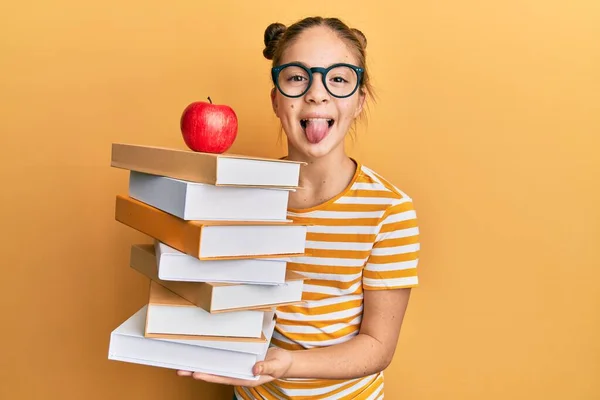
[362,197,420,290]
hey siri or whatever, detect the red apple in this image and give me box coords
[180,97,238,153]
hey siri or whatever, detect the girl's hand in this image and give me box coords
[176,347,293,388]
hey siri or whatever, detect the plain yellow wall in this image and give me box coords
[1,0,598,399]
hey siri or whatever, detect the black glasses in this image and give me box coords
[271,62,364,99]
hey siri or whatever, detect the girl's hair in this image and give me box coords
[262,16,375,103]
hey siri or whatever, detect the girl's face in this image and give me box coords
[271,26,366,160]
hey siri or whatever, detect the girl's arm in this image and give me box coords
[279,287,411,379]
[177,287,412,386]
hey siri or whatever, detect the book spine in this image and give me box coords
[111,143,218,184]
[115,195,202,258]
[130,244,216,312]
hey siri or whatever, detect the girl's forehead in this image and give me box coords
[280,27,359,67]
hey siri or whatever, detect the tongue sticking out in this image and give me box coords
[305,119,330,144]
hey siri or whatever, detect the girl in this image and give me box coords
[178,16,420,400]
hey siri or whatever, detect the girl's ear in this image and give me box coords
[353,89,366,119]
[271,88,278,116]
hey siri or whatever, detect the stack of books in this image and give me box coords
[107,143,308,380]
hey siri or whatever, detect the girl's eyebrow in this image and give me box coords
[288,61,344,68]
[288,60,310,67]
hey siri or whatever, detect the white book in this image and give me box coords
[198,223,307,259]
[155,241,288,285]
[161,310,277,355]
[131,245,305,313]
[108,305,273,380]
[145,281,264,338]
[128,170,292,221]
[200,273,305,313]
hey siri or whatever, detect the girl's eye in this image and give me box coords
[330,76,349,84]
[283,73,308,82]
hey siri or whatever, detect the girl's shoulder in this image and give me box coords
[287,160,414,217]
[350,161,414,207]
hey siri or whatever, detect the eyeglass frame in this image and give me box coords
[271,62,365,99]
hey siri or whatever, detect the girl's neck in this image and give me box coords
[287,146,353,187]
[284,144,357,210]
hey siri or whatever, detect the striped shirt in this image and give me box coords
[235,160,420,399]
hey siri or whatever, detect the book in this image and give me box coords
[108,305,274,380]
[131,243,306,313]
[187,274,305,313]
[151,241,289,285]
[145,281,265,338]
[128,170,292,222]
[115,195,308,260]
[111,143,304,188]
[157,309,277,354]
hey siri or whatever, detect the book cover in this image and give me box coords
[145,281,265,338]
[111,143,304,188]
[115,195,308,259]
[153,242,289,285]
[108,305,273,380]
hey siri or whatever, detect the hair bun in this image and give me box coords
[351,28,367,49]
[263,22,287,60]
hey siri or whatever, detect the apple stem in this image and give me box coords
[207,96,212,104]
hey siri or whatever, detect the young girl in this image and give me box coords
[178,16,420,399]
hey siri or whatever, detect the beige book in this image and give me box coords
[111,143,304,188]
[114,195,308,260]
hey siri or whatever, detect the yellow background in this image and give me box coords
[1,0,598,399]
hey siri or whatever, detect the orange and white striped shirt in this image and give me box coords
[235,160,420,400]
